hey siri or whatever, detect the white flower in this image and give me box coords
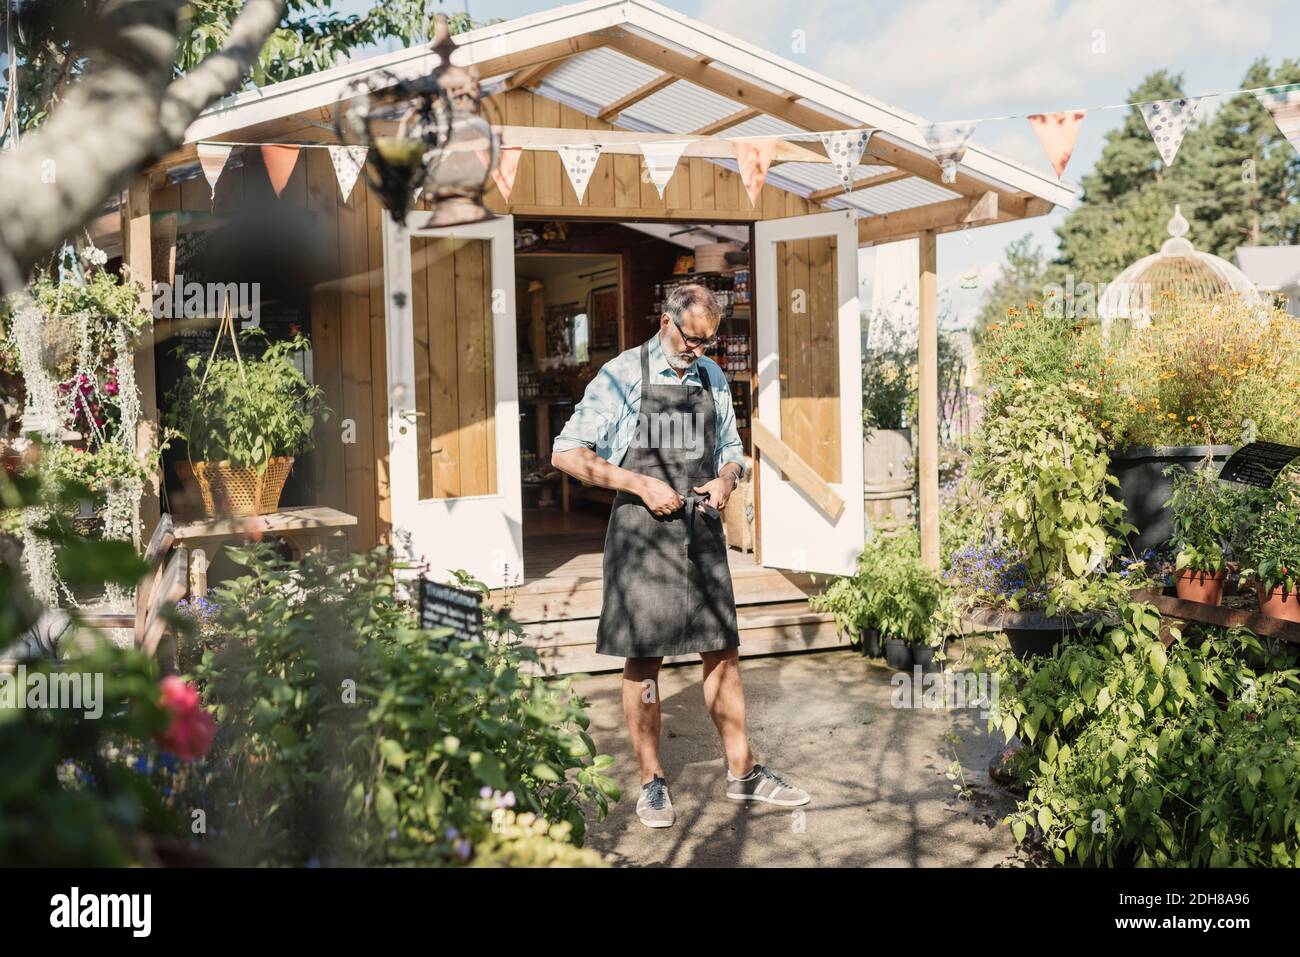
[81,245,108,267]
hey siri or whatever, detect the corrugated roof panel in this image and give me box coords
[620,80,742,133]
[541,47,665,113]
[843,177,961,215]
[721,115,803,138]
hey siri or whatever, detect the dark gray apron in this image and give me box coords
[596,340,739,658]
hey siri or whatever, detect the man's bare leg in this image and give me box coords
[622,656,665,785]
[700,648,757,777]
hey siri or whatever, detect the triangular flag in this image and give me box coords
[1254,82,1300,157]
[921,121,978,184]
[1027,111,1086,179]
[640,141,689,199]
[197,143,233,202]
[557,144,603,202]
[817,129,874,192]
[1139,97,1201,167]
[490,146,522,203]
[734,138,778,206]
[261,144,301,197]
[327,145,369,201]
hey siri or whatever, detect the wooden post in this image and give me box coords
[121,175,161,542]
[917,230,940,570]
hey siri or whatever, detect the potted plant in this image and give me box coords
[1239,479,1300,624]
[873,548,942,672]
[164,330,327,518]
[1163,464,1242,605]
[953,383,1141,657]
[1093,294,1300,550]
[809,574,880,657]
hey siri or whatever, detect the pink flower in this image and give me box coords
[157,676,216,762]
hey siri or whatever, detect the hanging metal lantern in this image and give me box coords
[335,13,496,226]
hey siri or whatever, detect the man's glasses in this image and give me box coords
[672,317,719,350]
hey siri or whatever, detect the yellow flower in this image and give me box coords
[1167,413,1177,420]
[1186,416,1197,422]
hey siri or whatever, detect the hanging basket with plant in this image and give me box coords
[164,303,327,518]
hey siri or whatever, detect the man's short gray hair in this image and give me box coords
[663,282,722,325]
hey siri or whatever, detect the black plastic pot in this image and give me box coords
[1108,445,1235,552]
[912,644,943,673]
[964,607,1098,660]
[860,627,882,658]
[883,636,912,670]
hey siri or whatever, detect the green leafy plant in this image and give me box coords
[987,601,1300,866]
[181,544,618,867]
[1239,478,1300,595]
[812,532,941,646]
[163,330,328,474]
[965,383,1136,615]
[36,441,148,510]
[1164,464,1246,574]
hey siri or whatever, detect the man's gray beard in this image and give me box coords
[659,330,696,371]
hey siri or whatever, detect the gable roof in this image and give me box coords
[179,0,1074,224]
[1234,245,1300,291]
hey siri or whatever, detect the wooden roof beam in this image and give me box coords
[601,29,1005,205]
[692,107,760,135]
[597,72,678,122]
[857,191,999,246]
[806,168,911,204]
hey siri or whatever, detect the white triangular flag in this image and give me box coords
[197,143,234,202]
[327,145,369,201]
[557,143,603,202]
[1255,83,1300,157]
[1139,97,1201,168]
[921,121,978,184]
[817,129,874,192]
[639,141,689,199]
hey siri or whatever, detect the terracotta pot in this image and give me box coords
[1175,568,1228,606]
[1257,584,1300,624]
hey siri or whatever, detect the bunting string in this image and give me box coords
[191,79,1300,197]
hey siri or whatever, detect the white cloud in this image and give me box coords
[690,0,1280,116]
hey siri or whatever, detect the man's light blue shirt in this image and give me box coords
[552,333,746,479]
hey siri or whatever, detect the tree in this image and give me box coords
[0,0,292,293]
[971,233,1050,344]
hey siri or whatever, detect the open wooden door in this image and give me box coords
[383,213,523,588]
[752,209,863,576]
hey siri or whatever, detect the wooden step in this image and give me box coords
[520,600,844,676]
[492,564,821,624]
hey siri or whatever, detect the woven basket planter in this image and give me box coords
[185,456,294,518]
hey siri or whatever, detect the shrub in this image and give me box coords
[1096,294,1300,449]
[976,302,1102,420]
[180,544,617,867]
[988,601,1300,866]
[964,382,1135,614]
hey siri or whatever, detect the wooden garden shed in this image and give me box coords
[96,0,1072,672]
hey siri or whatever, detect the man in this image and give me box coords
[551,283,810,829]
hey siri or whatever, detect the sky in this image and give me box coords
[338,0,1300,327]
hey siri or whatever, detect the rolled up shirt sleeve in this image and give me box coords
[551,353,636,464]
[706,362,746,480]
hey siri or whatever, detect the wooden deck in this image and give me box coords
[494,508,843,675]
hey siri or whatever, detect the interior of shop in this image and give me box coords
[512,217,754,579]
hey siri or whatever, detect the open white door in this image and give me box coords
[753,209,863,576]
[383,213,523,588]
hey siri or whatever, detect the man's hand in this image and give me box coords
[693,471,738,512]
[639,476,684,517]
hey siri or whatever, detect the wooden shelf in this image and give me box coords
[1132,588,1300,646]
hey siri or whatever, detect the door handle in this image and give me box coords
[398,409,426,422]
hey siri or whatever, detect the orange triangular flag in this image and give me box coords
[1027,111,1085,179]
[261,144,301,197]
[490,147,522,203]
[734,138,778,206]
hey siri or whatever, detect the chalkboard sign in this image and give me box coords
[1218,441,1300,487]
[418,579,484,641]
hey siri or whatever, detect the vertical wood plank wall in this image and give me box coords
[149,88,822,550]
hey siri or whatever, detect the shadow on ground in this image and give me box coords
[573,649,1030,868]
